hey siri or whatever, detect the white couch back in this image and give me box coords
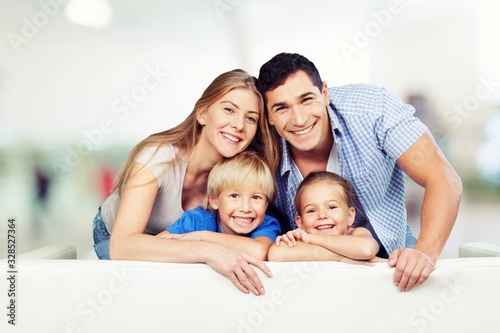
[2,258,499,332]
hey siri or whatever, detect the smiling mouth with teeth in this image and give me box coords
[292,124,314,136]
[232,217,254,226]
[316,224,335,230]
[222,132,241,143]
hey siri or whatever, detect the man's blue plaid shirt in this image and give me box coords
[274,83,428,254]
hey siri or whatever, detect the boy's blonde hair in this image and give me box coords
[205,151,275,210]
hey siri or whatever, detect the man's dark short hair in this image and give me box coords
[257,53,324,99]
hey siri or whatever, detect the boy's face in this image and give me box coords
[296,182,355,236]
[209,188,268,235]
[264,70,331,153]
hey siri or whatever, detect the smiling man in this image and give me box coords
[258,52,462,291]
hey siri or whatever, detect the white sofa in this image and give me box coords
[2,244,500,332]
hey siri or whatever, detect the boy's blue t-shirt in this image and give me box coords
[166,206,281,241]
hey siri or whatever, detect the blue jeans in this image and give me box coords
[93,207,110,260]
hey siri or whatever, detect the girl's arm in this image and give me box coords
[110,162,271,295]
[306,228,379,260]
[268,241,343,261]
[267,241,377,265]
[273,227,379,260]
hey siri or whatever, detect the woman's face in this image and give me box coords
[198,88,261,158]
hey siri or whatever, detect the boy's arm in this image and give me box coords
[156,230,170,238]
[196,215,281,260]
[199,232,273,261]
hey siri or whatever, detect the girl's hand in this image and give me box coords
[275,229,310,247]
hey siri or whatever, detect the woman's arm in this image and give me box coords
[110,162,271,295]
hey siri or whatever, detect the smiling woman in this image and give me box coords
[91,68,280,296]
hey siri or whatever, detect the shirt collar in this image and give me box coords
[279,136,293,177]
[327,103,342,134]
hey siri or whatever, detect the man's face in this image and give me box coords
[264,70,331,153]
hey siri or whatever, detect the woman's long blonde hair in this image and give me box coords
[112,69,279,195]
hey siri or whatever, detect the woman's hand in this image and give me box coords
[203,244,272,296]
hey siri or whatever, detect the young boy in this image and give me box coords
[157,151,281,260]
[268,171,379,262]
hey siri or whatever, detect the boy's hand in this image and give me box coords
[275,229,310,247]
[166,231,205,241]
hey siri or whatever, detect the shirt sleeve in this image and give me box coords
[136,145,176,180]
[166,207,215,233]
[249,215,282,241]
[374,87,428,160]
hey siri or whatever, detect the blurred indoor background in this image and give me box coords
[0,0,499,259]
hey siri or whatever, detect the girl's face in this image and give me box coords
[197,88,261,158]
[209,188,268,236]
[295,182,355,235]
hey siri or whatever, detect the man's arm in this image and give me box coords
[390,130,462,291]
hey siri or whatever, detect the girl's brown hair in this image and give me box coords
[294,171,354,215]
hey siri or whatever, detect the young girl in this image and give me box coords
[268,171,379,262]
[157,151,281,261]
[92,69,278,295]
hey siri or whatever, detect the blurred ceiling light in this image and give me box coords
[65,0,113,29]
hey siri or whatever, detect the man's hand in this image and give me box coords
[388,248,436,291]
